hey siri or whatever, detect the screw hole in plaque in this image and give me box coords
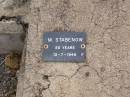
[43,44,49,49]
[81,44,86,49]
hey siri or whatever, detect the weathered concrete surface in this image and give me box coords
[0,0,30,17]
[17,0,130,97]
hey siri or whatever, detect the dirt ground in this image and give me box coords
[0,54,17,97]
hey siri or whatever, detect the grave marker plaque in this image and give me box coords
[42,32,86,62]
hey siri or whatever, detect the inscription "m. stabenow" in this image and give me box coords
[47,37,84,43]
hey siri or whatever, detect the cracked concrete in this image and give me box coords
[15,0,130,97]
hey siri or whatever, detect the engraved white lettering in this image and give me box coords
[56,37,83,43]
[67,53,77,57]
[48,38,53,42]
[55,46,61,50]
[53,53,58,56]
[62,46,75,50]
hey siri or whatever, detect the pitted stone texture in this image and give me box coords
[17,0,130,97]
[0,0,30,17]
[0,21,23,34]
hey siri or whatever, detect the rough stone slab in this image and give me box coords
[0,21,24,54]
[17,0,130,97]
[0,21,23,34]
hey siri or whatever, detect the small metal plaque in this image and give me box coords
[42,32,86,62]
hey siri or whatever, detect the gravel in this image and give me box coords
[0,54,17,97]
